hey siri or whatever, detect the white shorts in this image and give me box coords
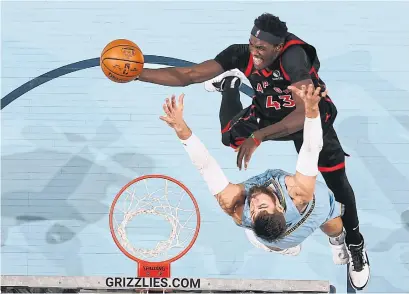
[244,229,301,256]
[244,228,278,252]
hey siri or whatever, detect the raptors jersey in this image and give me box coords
[242,34,327,124]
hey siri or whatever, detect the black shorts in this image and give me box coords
[221,98,348,172]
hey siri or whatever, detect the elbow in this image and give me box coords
[179,68,197,86]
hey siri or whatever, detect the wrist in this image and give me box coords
[175,122,192,140]
[305,108,319,119]
[250,132,262,146]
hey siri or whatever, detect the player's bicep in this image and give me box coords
[282,46,312,83]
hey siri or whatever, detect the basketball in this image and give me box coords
[100,39,144,83]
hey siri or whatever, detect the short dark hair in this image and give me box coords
[254,13,288,38]
[253,210,287,242]
[249,185,287,242]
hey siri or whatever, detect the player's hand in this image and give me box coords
[216,192,245,220]
[159,94,186,131]
[287,84,328,116]
[236,134,261,170]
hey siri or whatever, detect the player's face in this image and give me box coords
[249,192,277,221]
[249,36,283,70]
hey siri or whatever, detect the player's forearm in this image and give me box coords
[180,132,230,196]
[295,112,323,177]
[138,67,193,87]
[257,109,305,141]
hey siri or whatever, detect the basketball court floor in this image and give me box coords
[1,1,409,293]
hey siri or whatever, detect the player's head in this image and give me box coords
[250,13,288,70]
[248,185,286,242]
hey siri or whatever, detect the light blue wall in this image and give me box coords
[2,1,409,292]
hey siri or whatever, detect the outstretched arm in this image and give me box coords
[139,60,224,87]
[159,94,245,224]
[288,84,327,204]
[137,44,249,87]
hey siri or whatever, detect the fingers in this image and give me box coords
[244,153,250,170]
[237,148,244,170]
[163,100,172,116]
[163,94,184,113]
[178,93,185,107]
[159,115,172,124]
[287,85,304,98]
[289,84,329,104]
[312,86,321,97]
[171,94,176,110]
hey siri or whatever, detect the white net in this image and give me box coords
[111,176,199,262]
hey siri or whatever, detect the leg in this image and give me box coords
[317,126,370,290]
[318,126,361,245]
[221,105,259,148]
[321,216,343,238]
[218,77,243,130]
[215,77,259,148]
[203,70,244,130]
[293,125,361,245]
[321,217,349,265]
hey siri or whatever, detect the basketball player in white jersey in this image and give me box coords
[159,85,351,266]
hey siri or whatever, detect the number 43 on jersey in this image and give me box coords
[266,95,295,110]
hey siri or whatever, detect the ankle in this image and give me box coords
[346,231,363,246]
[329,230,345,245]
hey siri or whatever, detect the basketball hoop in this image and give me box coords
[109,174,200,278]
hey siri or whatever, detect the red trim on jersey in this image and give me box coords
[309,66,319,79]
[221,121,231,134]
[245,54,254,77]
[281,40,305,52]
[318,162,345,172]
[261,69,272,77]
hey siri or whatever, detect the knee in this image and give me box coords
[221,133,232,147]
[321,216,343,237]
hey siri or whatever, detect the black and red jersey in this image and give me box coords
[214,34,330,124]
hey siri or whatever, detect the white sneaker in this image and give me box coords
[329,241,349,265]
[204,69,243,92]
[347,240,370,290]
[328,231,349,265]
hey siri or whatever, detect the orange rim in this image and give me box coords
[109,174,201,265]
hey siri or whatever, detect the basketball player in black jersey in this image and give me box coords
[136,13,370,290]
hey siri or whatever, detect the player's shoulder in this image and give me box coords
[263,169,292,181]
[214,44,251,72]
[281,44,307,61]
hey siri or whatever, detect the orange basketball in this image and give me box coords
[100,39,144,83]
